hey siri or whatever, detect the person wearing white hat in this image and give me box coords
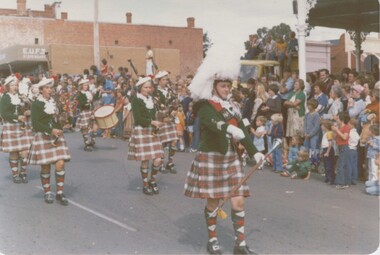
[0,75,33,184]
[75,78,96,151]
[128,77,165,195]
[28,78,71,205]
[184,42,262,254]
[153,70,179,174]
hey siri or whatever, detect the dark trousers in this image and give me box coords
[323,148,335,184]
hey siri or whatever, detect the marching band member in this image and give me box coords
[154,71,179,174]
[75,78,96,151]
[128,77,164,195]
[184,45,262,254]
[0,76,33,184]
[28,78,71,205]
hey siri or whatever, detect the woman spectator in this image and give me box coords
[313,81,328,115]
[250,83,268,125]
[324,85,344,121]
[347,84,366,119]
[284,79,306,139]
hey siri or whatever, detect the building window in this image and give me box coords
[35,38,39,45]
[115,40,119,45]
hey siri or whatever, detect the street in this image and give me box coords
[0,131,379,255]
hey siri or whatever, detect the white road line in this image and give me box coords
[35,186,137,232]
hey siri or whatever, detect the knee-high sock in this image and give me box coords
[9,158,19,177]
[140,167,149,187]
[150,164,161,183]
[82,132,89,144]
[204,207,218,243]
[55,170,65,195]
[19,157,27,174]
[40,172,51,194]
[168,146,175,164]
[231,209,246,247]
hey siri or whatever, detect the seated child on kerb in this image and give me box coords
[281,150,312,180]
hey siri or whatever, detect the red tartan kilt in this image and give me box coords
[27,132,71,165]
[75,110,93,129]
[157,123,178,143]
[0,122,33,152]
[128,126,164,161]
[184,145,250,199]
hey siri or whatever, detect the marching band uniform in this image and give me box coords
[184,52,262,253]
[75,79,96,151]
[153,71,179,174]
[0,76,33,183]
[28,78,71,205]
[128,77,164,195]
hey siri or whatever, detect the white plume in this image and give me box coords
[189,38,243,100]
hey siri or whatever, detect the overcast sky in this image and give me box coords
[1,0,348,46]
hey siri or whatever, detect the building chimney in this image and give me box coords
[17,0,27,16]
[61,12,68,20]
[126,12,132,23]
[187,17,195,28]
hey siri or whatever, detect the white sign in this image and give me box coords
[22,47,46,60]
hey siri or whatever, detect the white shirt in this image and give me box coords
[348,128,360,150]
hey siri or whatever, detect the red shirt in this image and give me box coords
[336,124,350,146]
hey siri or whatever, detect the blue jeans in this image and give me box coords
[335,145,351,185]
[365,180,380,196]
[347,149,358,183]
[191,116,200,150]
[115,111,124,138]
[272,145,283,172]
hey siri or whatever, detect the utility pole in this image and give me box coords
[93,0,100,69]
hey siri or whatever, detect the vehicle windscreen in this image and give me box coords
[239,65,258,83]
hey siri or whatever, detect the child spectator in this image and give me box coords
[288,135,301,164]
[332,111,351,189]
[348,118,360,185]
[365,153,380,196]
[304,99,321,167]
[251,116,266,154]
[366,125,380,182]
[270,113,283,173]
[185,102,195,150]
[176,105,186,152]
[281,150,312,180]
[321,120,335,185]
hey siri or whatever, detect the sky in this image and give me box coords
[0,0,350,47]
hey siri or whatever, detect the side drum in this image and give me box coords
[94,105,118,129]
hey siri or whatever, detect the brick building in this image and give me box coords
[0,0,204,79]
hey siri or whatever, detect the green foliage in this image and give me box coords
[203,32,213,58]
[257,23,292,40]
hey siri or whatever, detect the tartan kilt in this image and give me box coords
[157,123,178,143]
[27,132,71,165]
[0,122,34,152]
[128,126,164,161]
[75,110,93,129]
[184,145,250,199]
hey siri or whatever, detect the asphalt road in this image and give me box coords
[0,131,379,255]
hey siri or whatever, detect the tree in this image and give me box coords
[203,32,213,58]
[257,23,292,40]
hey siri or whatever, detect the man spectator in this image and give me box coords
[319,68,333,95]
[286,31,298,68]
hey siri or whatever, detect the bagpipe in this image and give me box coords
[127,59,138,77]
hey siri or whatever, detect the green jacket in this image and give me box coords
[195,100,257,158]
[0,93,20,122]
[31,100,62,134]
[77,92,91,110]
[288,160,311,178]
[131,96,156,127]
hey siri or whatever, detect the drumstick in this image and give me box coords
[209,138,283,219]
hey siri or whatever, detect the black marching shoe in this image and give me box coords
[142,186,153,195]
[166,163,177,174]
[44,193,54,204]
[12,175,22,184]
[56,194,69,206]
[207,240,222,254]
[149,182,159,195]
[19,173,28,183]
[84,145,93,152]
[233,245,257,255]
